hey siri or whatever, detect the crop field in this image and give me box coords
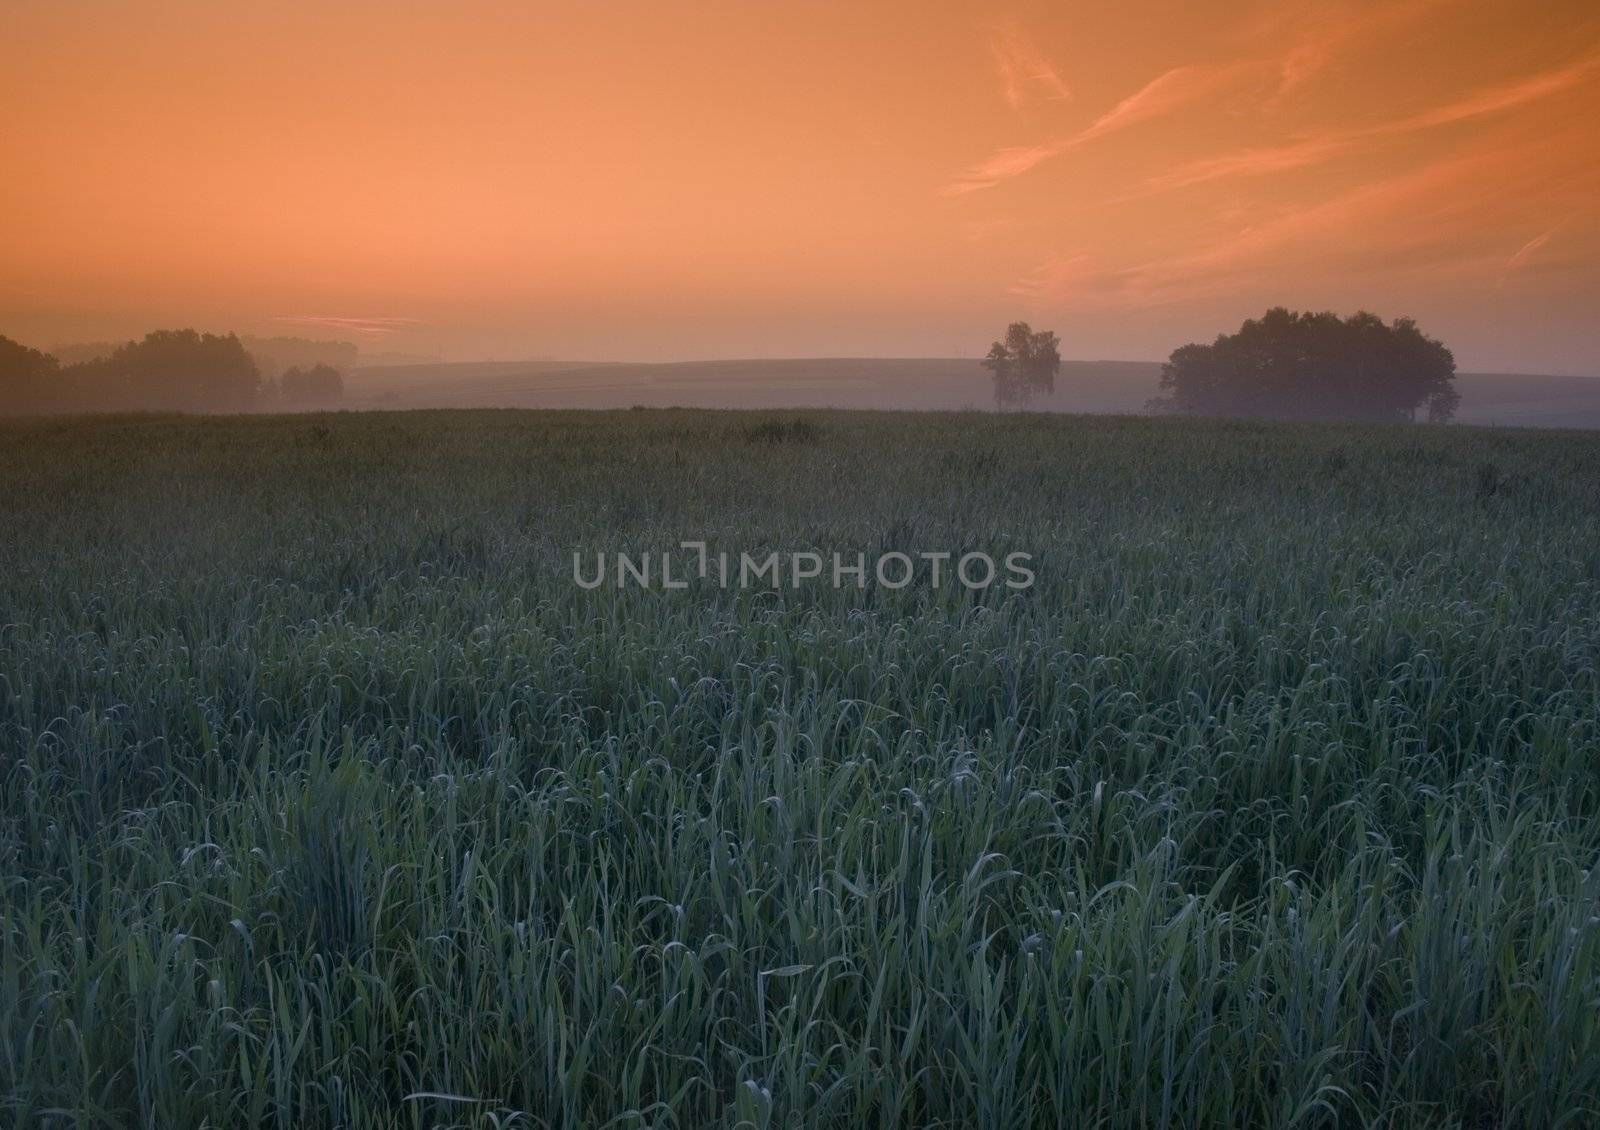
[2,408,1599,1128]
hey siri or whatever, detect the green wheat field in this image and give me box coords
[3,409,1599,1128]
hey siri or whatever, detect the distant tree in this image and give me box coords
[65,329,260,412]
[241,336,360,382]
[0,335,62,414]
[982,342,1014,406]
[982,322,1061,409]
[280,363,345,406]
[1151,308,1458,423]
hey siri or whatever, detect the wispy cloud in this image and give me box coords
[1379,54,1600,133]
[942,143,1065,196]
[1495,221,1581,287]
[944,63,1258,194]
[1134,137,1354,196]
[1133,53,1600,197]
[1076,65,1250,144]
[1505,227,1559,273]
[1257,0,1452,97]
[948,5,1596,200]
[273,315,421,336]
[1015,130,1598,308]
[990,25,1071,109]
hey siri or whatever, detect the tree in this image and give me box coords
[1151,308,1458,423]
[65,329,259,412]
[242,336,359,382]
[0,335,62,414]
[280,363,345,406]
[981,322,1061,409]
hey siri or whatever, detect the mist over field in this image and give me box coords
[339,356,1600,429]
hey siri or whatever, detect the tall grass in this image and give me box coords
[1,409,1598,1127]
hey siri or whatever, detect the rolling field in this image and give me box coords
[3,409,1600,1127]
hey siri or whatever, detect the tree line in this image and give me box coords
[5,307,1461,422]
[0,330,347,414]
[985,307,1459,422]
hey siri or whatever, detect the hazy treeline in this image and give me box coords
[0,331,349,414]
[239,336,359,383]
[279,363,345,406]
[49,334,358,377]
[8,307,1463,422]
[974,307,1459,423]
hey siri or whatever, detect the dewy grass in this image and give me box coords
[1,408,1598,1127]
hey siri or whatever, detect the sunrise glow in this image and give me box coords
[3,0,1597,370]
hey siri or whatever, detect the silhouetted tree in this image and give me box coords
[280,363,345,406]
[1151,308,1458,423]
[0,335,61,415]
[65,329,259,412]
[982,322,1061,408]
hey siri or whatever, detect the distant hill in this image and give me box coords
[341,357,1600,427]
[342,358,1159,413]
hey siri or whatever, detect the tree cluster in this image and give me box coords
[0,329,346,415]
[70,330,261,412]
[280,363,346,405]
[243,336,360,382]
[1149,308,1459,423]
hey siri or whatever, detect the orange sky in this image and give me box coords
[3,0,1598,370]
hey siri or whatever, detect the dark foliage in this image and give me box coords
[280,362,345,405]
[2,329,260,414]
[0,335,61,414]
[1152,308,1458,423]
